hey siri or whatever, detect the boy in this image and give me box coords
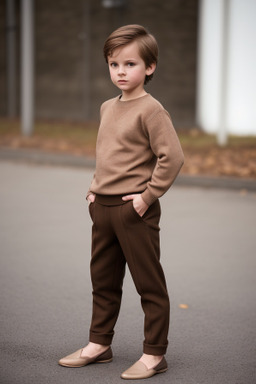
[59,24,184,380]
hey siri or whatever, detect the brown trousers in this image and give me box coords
[88,194,170,355]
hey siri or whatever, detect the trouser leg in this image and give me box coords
[89,202,126,346]
[115,200,170,356]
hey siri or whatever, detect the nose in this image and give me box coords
[118,65,125,76]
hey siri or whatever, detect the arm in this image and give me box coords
[123,110,184,215]
[141,110,184,206]
[86,173,96,203]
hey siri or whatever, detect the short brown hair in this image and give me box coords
[103,24,158,84]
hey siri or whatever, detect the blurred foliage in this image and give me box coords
[0,119,256,178]
[179,128,256,148]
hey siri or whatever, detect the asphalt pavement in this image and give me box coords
[0,160,256,384]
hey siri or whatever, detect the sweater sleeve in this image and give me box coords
[141,110,184,206]
[86,102,105,199]
[86,175,95,200]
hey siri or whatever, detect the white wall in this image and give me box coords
[197,0,256,136]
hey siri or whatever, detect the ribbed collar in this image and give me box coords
[115,93,151,107]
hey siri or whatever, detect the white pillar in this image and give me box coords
[196,0,228,144]
[21,0,34,136]
[225,0,256,136]
[197,0,256,138]
[217,0,230,146]
[6,0,17,117]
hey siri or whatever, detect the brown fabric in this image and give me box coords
[88,94,184,206]
[88,195,170,355]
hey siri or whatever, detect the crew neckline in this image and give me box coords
[117,93,150,103]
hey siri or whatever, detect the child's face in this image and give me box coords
[108,41,155,99]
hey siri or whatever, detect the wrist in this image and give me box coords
[141,190,156,206]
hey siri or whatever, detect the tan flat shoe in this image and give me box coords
[121,357,168,380]
[58,347,113,368]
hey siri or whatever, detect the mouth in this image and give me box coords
[118,80,127,84]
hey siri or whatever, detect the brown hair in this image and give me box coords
[103,24,158,84]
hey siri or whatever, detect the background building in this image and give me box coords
[1,0,256,137]
[1,0,198,128]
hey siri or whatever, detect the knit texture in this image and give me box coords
[88,94,184,205]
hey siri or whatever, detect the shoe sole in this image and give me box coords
[59,357,113,368]
[156,367,168,374]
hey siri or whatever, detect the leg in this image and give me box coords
[89,202,126,346]
[116,200,170,356]
[59,201,125,366]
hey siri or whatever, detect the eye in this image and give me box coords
[127,62,135,67]
[110,62,117,68]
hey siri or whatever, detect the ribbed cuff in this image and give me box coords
[141,189,157,206]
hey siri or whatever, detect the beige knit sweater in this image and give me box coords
[88,94,184,206]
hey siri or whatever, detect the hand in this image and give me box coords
[122,194,149,217]
[87,193,95,204]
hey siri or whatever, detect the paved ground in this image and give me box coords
[0,161,256,384]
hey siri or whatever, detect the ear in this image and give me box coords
[145,62,156,76]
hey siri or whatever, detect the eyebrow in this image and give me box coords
[109,58,137,63]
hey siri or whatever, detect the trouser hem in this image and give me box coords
[143,342,168,355]
[89,331,113,346]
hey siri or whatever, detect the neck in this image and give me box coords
[120,90,148,102]
[120,92,147,101]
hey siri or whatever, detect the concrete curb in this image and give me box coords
[175,174,256,191]
[1,147,256,191]
[0,147,96,169]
